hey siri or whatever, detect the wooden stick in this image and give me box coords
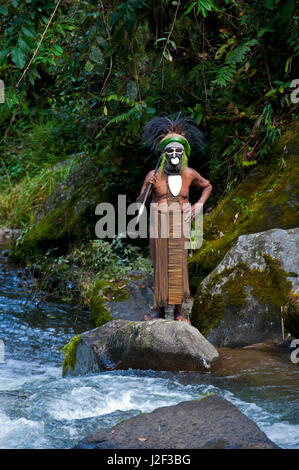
[137,153,162,224]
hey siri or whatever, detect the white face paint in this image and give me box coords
[165,142,184,170]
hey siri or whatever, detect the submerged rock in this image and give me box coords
[191,228,299,347]
[75,395,279,449]
[62,319,219,376]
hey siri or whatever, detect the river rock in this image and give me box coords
[188,122,299,289]
[90,270,193,326]
[0,227,20,240]
[62,319,219,376]
[90,271,154,325]
[75,395,278,449]
[191,228,299,347]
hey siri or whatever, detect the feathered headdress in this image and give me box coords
[141,116,205,156]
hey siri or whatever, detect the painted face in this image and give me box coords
[163,142,184,175]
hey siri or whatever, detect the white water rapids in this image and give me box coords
[0,241,298,449]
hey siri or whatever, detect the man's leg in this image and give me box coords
[174,304,189,323]
[144,306,165,321]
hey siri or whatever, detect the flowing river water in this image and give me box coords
[0,239,298,449]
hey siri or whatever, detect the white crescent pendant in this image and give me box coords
[168,175,182,196]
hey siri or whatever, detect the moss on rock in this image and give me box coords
[61,334,81,377]
[10,158,104,261]
[191,255,293,337]
[188,121,299,288]
[90,279,129,328]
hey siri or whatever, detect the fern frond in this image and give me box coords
[226,39,258,65]
[96,108,136,138]
[212,64,236,88]
[101,94,134,105]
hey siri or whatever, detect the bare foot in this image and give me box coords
[174,314,189,323]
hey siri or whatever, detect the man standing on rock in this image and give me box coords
[137,116,212,322]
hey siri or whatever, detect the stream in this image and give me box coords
[0,239,298,449]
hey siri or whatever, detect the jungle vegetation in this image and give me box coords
[0,0,298,305]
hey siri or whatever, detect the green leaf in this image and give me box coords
[89,46,103,64]
[18,38,32,53]
[0,48,9,65]
[265,89,277,97]
[11,48,26,68]
[195,111,203,125]
[183,2,198,16]
[154,37,167,46]
[6,90,20,109]
[0,6,8,15]
[52,44,64,56]
[146,107,156,115]
[278,0,294,23]
[162,49,172,61]
[257,26,275,38]
[22,26,35,38]
[285,56,291,73]
[85,60,94,72]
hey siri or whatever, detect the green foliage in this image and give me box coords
[0,157,80,228]
[21,235,153,306]
[232,197,255,217]
[1,0,297,196]
[212,39,258,88]
[184,0,218,18]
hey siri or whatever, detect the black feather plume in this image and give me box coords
[141,116,205,154]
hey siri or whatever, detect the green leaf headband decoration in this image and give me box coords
[158,136,191,157]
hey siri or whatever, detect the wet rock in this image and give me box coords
[191,228,299,347]
[75,395,279,449]
[62,319,219,376]
[1,249,10,257]
[90,271,154,326]
[90,270,193,327]
[0,227,23,240]
[0,227,10,239]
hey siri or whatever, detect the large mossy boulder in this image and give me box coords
[191,228,298,347]
[10,158,103,261]
[188,121,299,287]
[89,270,194,328]
[62,319,219,376]
[75,395,278,449]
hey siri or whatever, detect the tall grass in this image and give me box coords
[0,158,79,229]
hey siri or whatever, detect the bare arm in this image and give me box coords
[185,168,212,222]
[136,170,157,203]
[191,169,212,206]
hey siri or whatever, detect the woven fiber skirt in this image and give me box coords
[149,194,190,310]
